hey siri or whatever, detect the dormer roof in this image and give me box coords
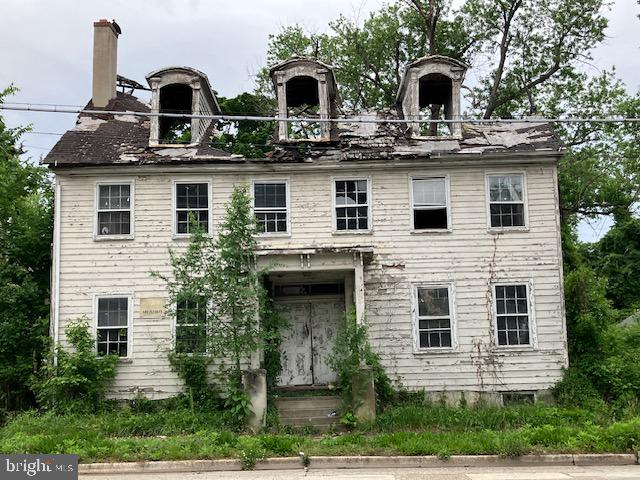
[396,55,468,104]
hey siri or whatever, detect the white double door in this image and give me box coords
[276,296,344,387]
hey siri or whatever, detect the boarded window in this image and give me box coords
[175,298,207,354]
[495,284,531,346]
[285,76,321,140]
[97,297,129,357]
[488,175,525,228]
[416,286,452,349]
[175,183,209,235]
[335,179,369,231]
[254,182,288,233]
[97,184,131,236]
[412,178,448,229]
[159,84,193,144]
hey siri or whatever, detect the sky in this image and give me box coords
[1,0,638,241]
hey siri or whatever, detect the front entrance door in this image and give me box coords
[276,296,344,386]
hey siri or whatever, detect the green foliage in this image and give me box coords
[224,380,252,431]
[0,86,52,410]
[154,185,269,420]
[33,319,119,412]
[213,94,275,158]
[340,411,358,430]
[166,352,219,409]
[260,294,287,388]
[328,307,394,409]
[237,436,266,470]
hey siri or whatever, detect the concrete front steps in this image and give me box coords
[275,395,343,431]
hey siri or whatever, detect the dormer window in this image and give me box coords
[159,84,193,144]
[397,55,468,138]
[419,74,453,137]
[146,67,220,146]
[285,76,321,140]
[270,57,339,142]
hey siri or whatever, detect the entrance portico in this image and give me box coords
[256,247,371,387]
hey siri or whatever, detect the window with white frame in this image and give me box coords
[494,284,531,346]
[96,297,129,357]
[488,174,525,228]
[175,298,207,354]
[97,184,131,236]
[415,286,453,349]
[254,182,288,234]
[335,179,369,231]
[175,183,209,235]
[412,177,448,229]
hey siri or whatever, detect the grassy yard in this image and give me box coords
[1,403,639,464]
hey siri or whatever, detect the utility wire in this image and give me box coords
[2,103,640,124]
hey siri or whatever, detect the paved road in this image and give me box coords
[80,465,640,480]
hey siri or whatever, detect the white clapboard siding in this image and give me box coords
[54,162,567,399]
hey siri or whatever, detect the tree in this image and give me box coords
[0,86,52,410]
[155,185,266,390]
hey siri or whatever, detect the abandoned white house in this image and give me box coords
[45,20,568,405]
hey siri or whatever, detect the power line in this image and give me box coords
[2,103,640,125]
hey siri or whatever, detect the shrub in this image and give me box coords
[32,318,118,412]
[328,307,394,409]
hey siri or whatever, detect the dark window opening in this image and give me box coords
[160,84,193,144]
[502,392,535,406]
[418,73,453,136]
[285,76,321,139]
[273,283,345,298]
[414,209,447,229]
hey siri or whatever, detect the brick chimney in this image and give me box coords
[92,19,120,108]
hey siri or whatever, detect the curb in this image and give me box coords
[78,453,639,474]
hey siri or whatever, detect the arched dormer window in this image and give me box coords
[146,67,220,146]
[397,56,468,138]
[270,57,339,142]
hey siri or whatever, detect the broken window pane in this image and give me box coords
[488,175,525,228]
[495,284,530,346]
[285,76,322,140]
[412,178,448,230]
[418,74,453,136]
[97,184,131,236]
[175,183,209,234]
[159,84,193,144]
[97,297,129,357]
[416,287,452,349]
[254,183,288,233]
[335,180,369,231]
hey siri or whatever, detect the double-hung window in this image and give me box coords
[175,298,207,354]
[487,174,526,228]
[96,297,129,357]
[415,286,453,349]
[494,284,531,347]
[254,182,288,234]
[97,184,131,236]
[412,177,448,230]
[175,182,209,235]
[334,179,369,231]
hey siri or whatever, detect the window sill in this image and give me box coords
[410,228,452,234]
[172,233,212,241]
[332,230,373,236]
[117,358,133,364]
[94,235,135,242]
[256,232,292,239]
[494,345,536,353]
[413,347,457,355]
[487,227,530,234]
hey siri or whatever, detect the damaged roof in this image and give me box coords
[43,93,562,168]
